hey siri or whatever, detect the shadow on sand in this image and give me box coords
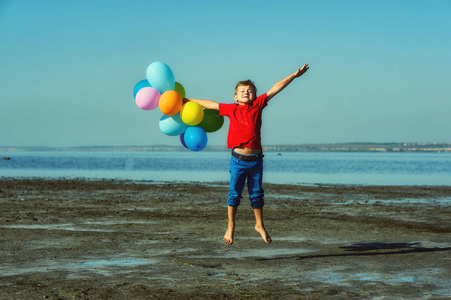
[256,242,451,261]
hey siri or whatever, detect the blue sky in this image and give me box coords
[1,0,450,147]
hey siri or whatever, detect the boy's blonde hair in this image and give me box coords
[235,80,257,95]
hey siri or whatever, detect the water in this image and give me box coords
[1,151,451,186]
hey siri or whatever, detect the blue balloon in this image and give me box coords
[146,62,175,94]
[183,126,208,151]
[159,113,188,136]
[133,79,151,98]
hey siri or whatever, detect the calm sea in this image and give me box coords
[1,151,451,186]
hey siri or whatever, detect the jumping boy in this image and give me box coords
[185,64,309,244]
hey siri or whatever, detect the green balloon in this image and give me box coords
[174,82,186,99]
[199,109,224,132]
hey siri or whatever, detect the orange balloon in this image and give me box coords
[159,90,183,116]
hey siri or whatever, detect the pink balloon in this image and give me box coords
[135,87,161,110]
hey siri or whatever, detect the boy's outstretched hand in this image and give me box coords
[294,63,309,77]
[266,63,310,100]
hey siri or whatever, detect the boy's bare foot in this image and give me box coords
[224,206,237,245]
[255,224,272,244]
[223,226,234,245]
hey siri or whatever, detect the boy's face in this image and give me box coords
[234,85,256,105]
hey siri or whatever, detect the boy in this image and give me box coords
[186,64,309,244]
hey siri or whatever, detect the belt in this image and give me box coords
[232,151,264,161]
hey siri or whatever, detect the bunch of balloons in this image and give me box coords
[133,62,224,151]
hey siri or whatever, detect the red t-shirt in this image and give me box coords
[218,93,268,149]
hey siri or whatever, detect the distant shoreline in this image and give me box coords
[1,142,451,153]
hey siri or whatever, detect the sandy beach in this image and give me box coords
[0,178,450,299]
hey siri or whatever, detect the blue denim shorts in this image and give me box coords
[227,151,264,208]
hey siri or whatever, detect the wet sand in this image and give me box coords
[0,178,450,299]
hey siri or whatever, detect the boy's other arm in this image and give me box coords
[185,98,220,110]
[266,63,309,101]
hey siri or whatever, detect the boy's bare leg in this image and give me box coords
[224,205,237,245]
[254,207,271,243]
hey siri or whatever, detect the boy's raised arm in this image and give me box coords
[266,63,309,101]
[185,98,220,110]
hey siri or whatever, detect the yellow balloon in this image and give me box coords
[180,102,204,126]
